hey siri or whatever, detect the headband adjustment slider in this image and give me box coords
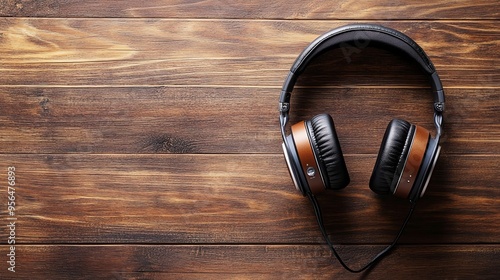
[279,102,290,113]
[434,102,445,112]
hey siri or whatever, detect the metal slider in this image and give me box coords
[434,102,445,112]
[279,102,290,113]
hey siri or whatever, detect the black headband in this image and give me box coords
[279,24,445,116]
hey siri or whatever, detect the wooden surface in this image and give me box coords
[0,1,498,279]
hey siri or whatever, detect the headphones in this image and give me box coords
[279,24,445,272]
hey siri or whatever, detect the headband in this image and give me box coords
[279,24,445,122]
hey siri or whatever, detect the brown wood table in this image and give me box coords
[0,1,498,279]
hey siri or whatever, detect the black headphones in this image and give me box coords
[279,24,445,272]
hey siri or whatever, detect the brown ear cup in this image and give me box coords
[306,114,350,190]
[370,119,414,195]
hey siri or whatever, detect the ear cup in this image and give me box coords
[369,119,415,195]
[306,114,350,189]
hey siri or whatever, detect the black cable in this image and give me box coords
[307,192,416,273]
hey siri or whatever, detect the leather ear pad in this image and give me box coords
[370,119,414,195]
[306,114,350,189]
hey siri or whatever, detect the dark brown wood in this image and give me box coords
[0,154,497,245]
[0,87,497,154]
[0,1,498,279]
[0,20,497,87]
[0,0,498,19]
[0,245,497,279]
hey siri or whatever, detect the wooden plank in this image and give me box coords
[0,20,497,87]
[0,87,497,154]
[0,154,497,244]
[0,245,497,279]
[0,0,497,278]
[0,0,498,19]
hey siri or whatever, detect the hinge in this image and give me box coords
[279,102,290,113]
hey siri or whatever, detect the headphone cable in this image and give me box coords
[307,192,416,273]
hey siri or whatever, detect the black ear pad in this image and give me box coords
[370,119,415,195]
[306,114,350,189]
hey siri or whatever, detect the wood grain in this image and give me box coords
[0,0,498,19]
[0,20,497,87]
[0,87,497,154]
[0,154,497,244]
[0,0,498,278]
[0,245,497,279]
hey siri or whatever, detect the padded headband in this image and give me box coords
[279,24,445,115]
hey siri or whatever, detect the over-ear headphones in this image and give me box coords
[279,24,445,272]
